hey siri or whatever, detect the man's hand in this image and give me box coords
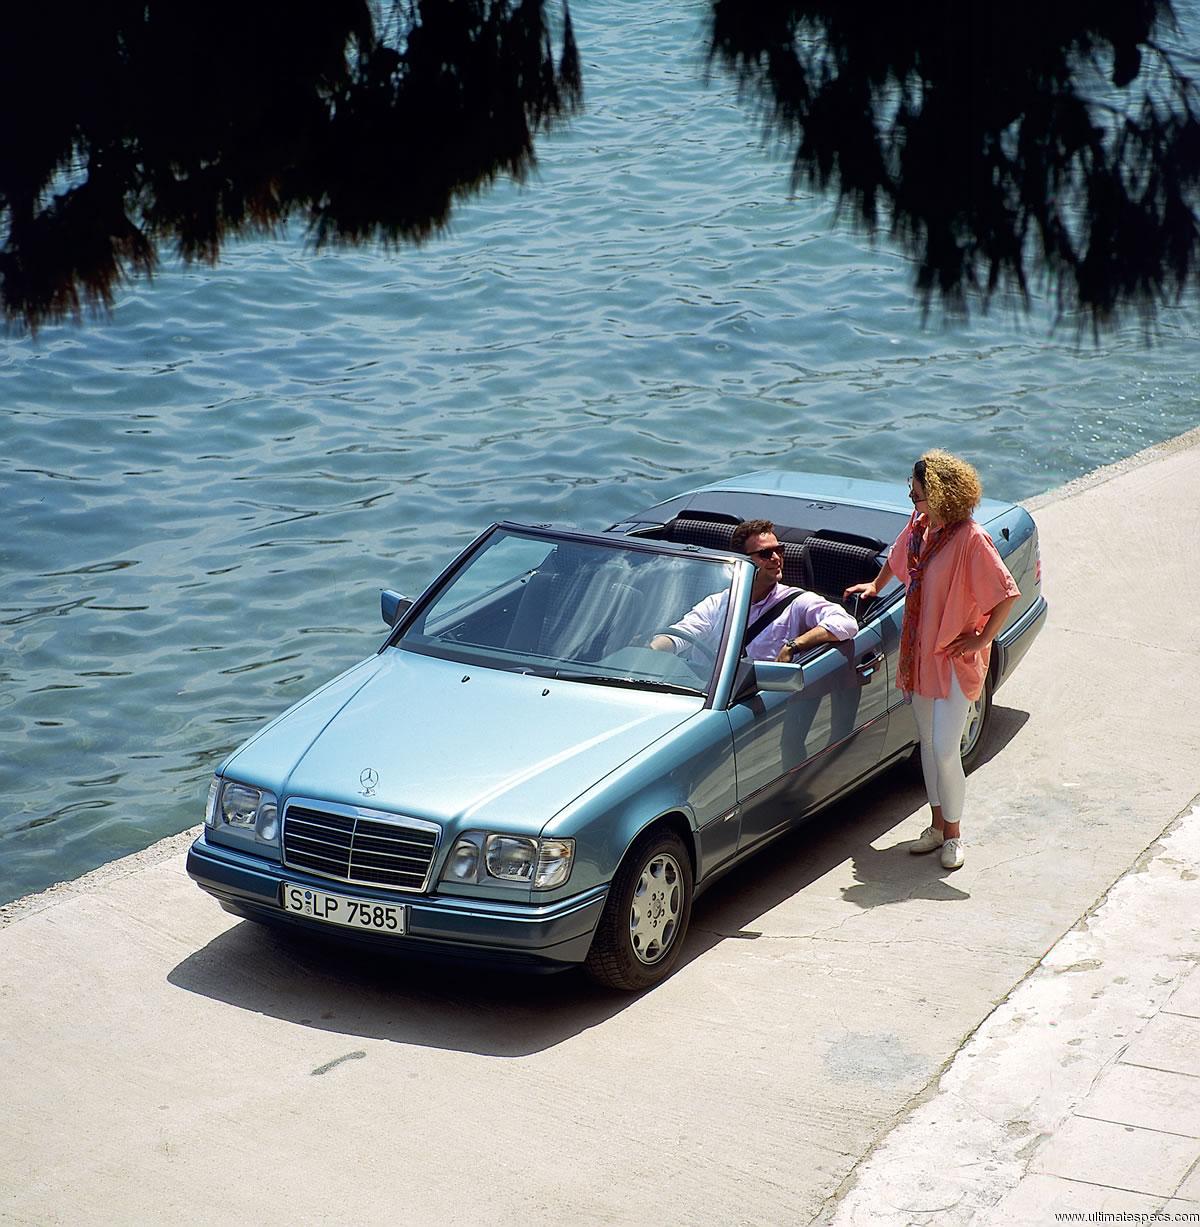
[776,626,838,662]
[647,634,676,653]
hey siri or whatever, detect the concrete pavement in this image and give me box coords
[3,427,1200,1226]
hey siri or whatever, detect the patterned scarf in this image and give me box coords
[897,513,963,696]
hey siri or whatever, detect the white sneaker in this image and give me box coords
[941,838,965,870]
[909,826,945,854]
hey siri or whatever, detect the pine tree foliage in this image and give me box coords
[0,0,580,329]
[708,1,1200,333]
[3,1,1197,334]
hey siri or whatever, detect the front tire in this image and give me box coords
[585,829,694,992]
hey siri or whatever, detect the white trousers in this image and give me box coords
[910,671,971,823]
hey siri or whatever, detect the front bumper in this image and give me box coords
[186,836,607,971]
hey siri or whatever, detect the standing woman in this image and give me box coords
[846,451,1020,870]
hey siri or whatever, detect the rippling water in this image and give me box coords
[3,1,1199,904]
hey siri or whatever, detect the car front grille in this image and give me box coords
[282,802,440,892]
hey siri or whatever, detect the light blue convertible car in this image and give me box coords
[187,472,1046,990]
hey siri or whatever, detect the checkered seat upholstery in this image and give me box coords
[659,516,878,616]
[804,536,881,603]
[667,517,736,551]
[780,542,813,589]
[664,518,819,591]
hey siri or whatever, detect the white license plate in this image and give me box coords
[282,883,407,934]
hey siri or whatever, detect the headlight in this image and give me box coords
[221,782,261,828]
[442,833,574,890]
[444,835,483,882]
[256,800,279,843]
[486,835,537,882]
[205,777,281,851]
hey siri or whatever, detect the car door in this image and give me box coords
[872,592,919,760]
[726,623,889,850]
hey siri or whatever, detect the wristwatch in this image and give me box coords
[785,636,804,654]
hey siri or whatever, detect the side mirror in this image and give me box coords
[731,659,805,702]
[754,661,806,694]
[381,590,413,627]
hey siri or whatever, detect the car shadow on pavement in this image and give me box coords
[971,702,1029,772]
[168,702,1029,1055]
[680,702,1029,962]
[168,919,632,1057]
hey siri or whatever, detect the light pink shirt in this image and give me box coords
[667,582,858,662]
[888,516,1020,700]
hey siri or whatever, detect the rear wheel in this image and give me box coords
[585,828,694,992]
[959,671,994,772]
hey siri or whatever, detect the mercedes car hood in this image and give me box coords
[222,648,700,832]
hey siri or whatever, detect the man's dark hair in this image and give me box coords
[732,519,775,552]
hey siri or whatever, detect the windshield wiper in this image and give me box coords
[551,671,703,697]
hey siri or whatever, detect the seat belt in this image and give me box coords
[740,590,804,653]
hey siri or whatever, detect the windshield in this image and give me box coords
[398,528,737,696]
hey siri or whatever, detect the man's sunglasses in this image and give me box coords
[749,545,785,560]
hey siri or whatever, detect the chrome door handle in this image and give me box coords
[855,651,885,683]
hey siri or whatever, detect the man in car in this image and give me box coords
[649,519,859,662]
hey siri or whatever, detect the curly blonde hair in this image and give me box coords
[916,450,982,525]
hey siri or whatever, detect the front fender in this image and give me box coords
[539,709,736,895]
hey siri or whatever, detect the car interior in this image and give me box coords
[404,506,890,689]
[628,511,886,621]
[460,545,727,679]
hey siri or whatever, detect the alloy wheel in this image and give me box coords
[628,852,683,965]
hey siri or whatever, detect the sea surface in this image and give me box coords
[3,1,1199,905]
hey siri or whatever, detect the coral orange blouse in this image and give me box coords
[887,515,1020,701]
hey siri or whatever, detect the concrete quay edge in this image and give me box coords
[1022,420,1200,512]
[0,827,201,930]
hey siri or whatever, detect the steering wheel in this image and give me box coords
[654,626,717,667]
